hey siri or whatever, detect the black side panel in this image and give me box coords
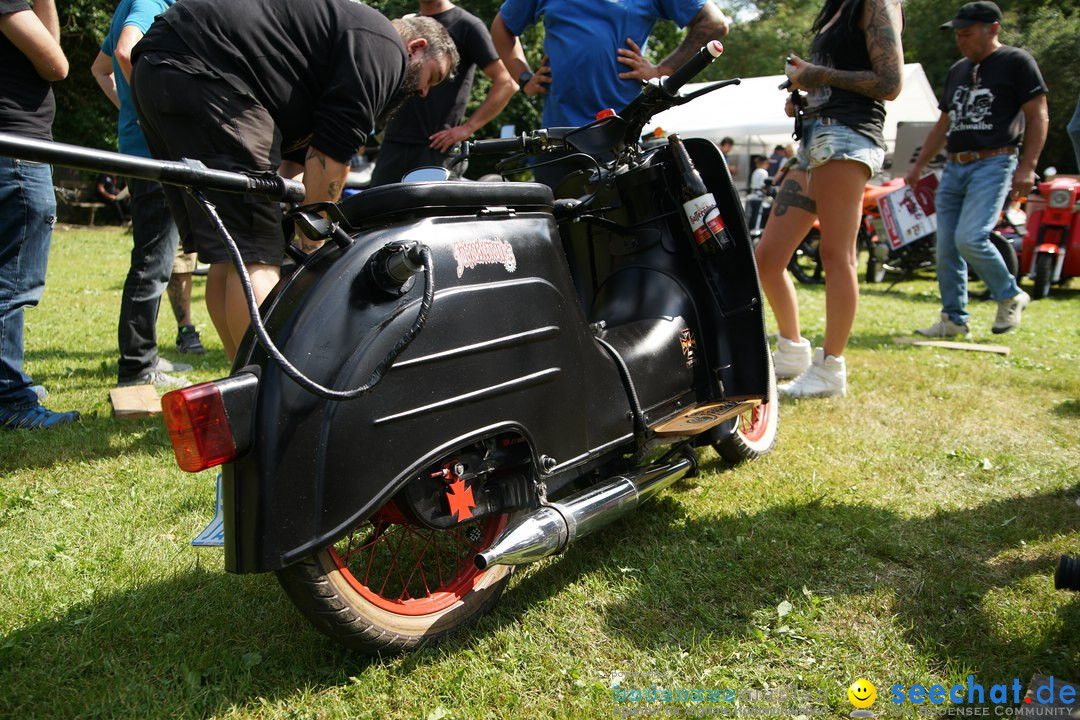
[226,203,631,573]
[557,140,770,414]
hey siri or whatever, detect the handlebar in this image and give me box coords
[0,131,306,203]
[661,40,724,97]
[463,41,728,166]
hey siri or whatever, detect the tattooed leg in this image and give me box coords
[772,178,817,217]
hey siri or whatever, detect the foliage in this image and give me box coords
[53,1,116,150]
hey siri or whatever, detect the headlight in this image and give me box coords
[1049,188,1072,208]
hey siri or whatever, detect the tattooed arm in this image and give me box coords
[786,0,903,101]
[298,146,349,253]
[630,3,729,81]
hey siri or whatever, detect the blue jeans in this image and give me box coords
[934,153,1021,325]
[117,178,179,382]
[0,157,56,410]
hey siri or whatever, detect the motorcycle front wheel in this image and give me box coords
[787,229,824,284]
[277,499,512,654]
[714,357,779,464]
[1032,252,1054,299]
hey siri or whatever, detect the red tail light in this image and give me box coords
[161,382,236,472]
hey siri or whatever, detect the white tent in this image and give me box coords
[643,63,941,186]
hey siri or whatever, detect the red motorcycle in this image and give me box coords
[1022,175,1080,298]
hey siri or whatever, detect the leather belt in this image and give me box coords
[948,147,1017,164]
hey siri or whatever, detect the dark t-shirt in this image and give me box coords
[807,0,887,150]
[0,0,55,140]
[383,7,498,145]
[134,0,406,163]
[939,45,1047,153]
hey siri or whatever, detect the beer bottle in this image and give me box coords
[668,134,733,254]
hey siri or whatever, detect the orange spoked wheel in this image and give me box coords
[276,496,512,654]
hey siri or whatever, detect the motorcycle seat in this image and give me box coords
[338,181,554,228]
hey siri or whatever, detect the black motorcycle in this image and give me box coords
[0,42,778,654]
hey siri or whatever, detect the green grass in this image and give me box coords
[1,224,1078,719]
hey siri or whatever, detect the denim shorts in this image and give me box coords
[793,116,885,177]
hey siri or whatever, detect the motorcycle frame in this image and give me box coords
[221,136,770,574]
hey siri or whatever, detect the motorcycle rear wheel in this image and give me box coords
[276,499,512,654]
[714,357,779,464]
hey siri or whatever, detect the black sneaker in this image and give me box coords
[0,404,80,430]
[176,324,207,355]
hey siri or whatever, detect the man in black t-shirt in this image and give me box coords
[371,0,516,186]
[0,0,81,430]
[907,1,1047,338]
[130,1,458,360]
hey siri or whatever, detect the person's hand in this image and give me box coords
[617,37,660,81]
[522,56,552,97]
[904,167,922,189]
[784,94,796,118]
[429,125,471,154]
[1011,167,1036,199]
[784,53,814,91]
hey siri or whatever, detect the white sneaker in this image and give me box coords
[779,348,846,398]
[773,335,812,380]
[915,312,972,339]
[992,290,1030,334]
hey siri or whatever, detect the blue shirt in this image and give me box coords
[101,0,174,157]
[498,0,704,128]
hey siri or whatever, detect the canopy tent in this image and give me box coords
[643,63,941,186]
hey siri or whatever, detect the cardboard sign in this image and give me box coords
[877,173,939,250]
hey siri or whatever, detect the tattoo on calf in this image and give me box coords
[772,179,816,217]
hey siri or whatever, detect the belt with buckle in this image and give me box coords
[948,147,1017,164]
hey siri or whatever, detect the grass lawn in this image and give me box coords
[1,224,1077,719]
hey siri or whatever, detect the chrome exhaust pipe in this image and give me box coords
[475,457,694,570]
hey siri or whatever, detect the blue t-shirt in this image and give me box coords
[101,0,174,157]
[498,0,704,128]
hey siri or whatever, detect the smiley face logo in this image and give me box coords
[848,679,877,709]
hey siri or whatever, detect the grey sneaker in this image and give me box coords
[779,348,846,398]
[156,357,192,373]
[117,369,190,388]
[992,290,1030,334]
[773,335,812,380]
[915,313,972,339]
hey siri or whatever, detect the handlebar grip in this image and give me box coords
[467,135,528,156]
[661,40,723,97]
[245,174,306,203]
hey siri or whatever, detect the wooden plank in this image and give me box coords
[109,384,162,419]
[893,336,1011,355]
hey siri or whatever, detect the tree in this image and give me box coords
[53,1,115,151]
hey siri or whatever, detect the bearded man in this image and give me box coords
[131,0,458,359]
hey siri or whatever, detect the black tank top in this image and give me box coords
[805,0,887,150]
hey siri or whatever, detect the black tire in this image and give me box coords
[1032,252,1054,299]
[865,248,887,283]
[989,230,1019,279]
[714,356,779,464]
[277,499,513,654]
[788,229,824,284]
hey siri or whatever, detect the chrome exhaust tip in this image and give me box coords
[475,456,693,570]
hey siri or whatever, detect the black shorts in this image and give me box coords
[132,53,286,266]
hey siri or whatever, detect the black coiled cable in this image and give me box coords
[192,188,434,401]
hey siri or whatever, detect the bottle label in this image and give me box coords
[683,194,730,247]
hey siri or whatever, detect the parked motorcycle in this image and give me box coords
[787,180,901,285]
[0,43,777,654]
[1022,175,1080,298]
[789,179,1018,288]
